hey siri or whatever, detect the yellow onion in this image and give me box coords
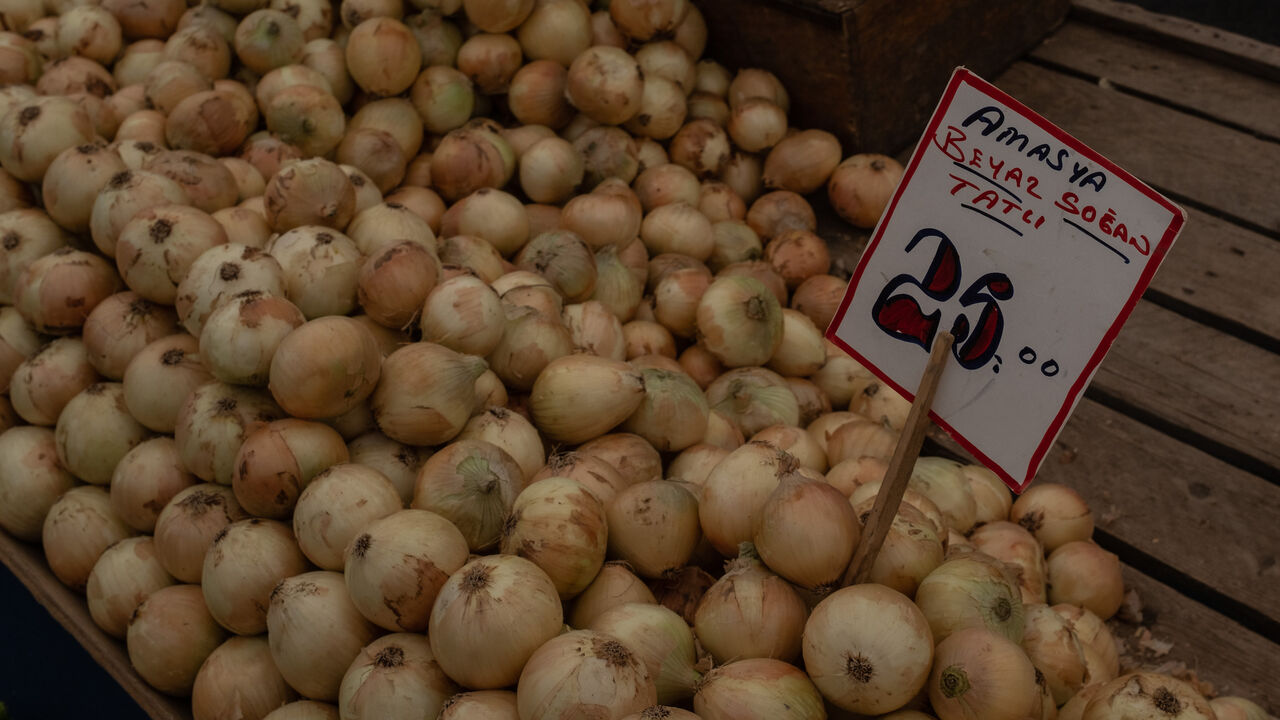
[802,584,933,714]
[1011,483,1095,552]
[961,464,1012,526]
[517,629,656,719]
[1082,672,1216,720]
[755,421,827,474]
[54,382,150,486]
[765,309,826,378]
[487,302,572,388]
[267,316,382,419]
[199,291,305,387]
[929,627,1041,720]
[1053,605,1121,685]
[166,88,256,157]
[754,471,859,590]
[569,561,657,629]
[762,130,842,195]
[437,691,519,719]
[700,184,746,227]
[562,182,644,251]
[825,454,887,497]
[412,439,523,552]
[620,368,708,451]
[566,46,643,125]
[429,555,564,689]
[562,301,627,360]
[291,463,401,570]
[670,119,730,179]
[694,658,825,720]
[811,342,876,409]
[453,408,543,486]
[336,128,406,193]
[268,571,380,702]
[127,584,228,697]
[234,9,304,75]
[152,484,248,585]
[456,32,522,94]
[41,144,128,237]
[765,230,831,292]
[192,636,298,720]
[636,164,701,212]
[79,294,175,384]
[0,427,76,541]
[1047,541,1124,620]
[574,125,641,188]
[262,700,340,720]
[517,0,590,66]
[828,154,905,229]
[848,379,911,432]
[0,210,71,305]
[610,0,687,41]
[442,189,529,259]
[431,126,514,202]
[516,230,598,301]
[114,205,229,305]
[687,91,730,128]
[728,98,787,153]
[666,444,728,487]
[849,496,944,598]
[385,186,446,231]
[705,367,800,438]
[0,96,96,183]
[174,244,285,337]
[607,481,700,579]
[673,345,718,390]
[41,487,136,592]
[13,248,121,335]
[500,476,608,599]
[9,337,100,427]
[698,440,801,555]
[589,9,626,48]
[790,274,845,331]
[746,190,815,240]
[907,457,977,533]
[727,68,788,111]
[339,634,459,720]
[915,553,1025,644]
[201,518,309,635]
[970,521,1047,604]
[1209,697,1268,720]
[528,354,645,444]
[589,603,700,705]
[263,84,345,158]
[624,77,688,140]
[372,342,486,446]
[520,136,583,203]
[264,159,356,234]
[649,565,715,625]
[578,436,659,492]
[86,537,175,639]
[637,40,697,93]
[696,275,783,367]
[1021,603,1090,705]
[173,381,284,485]
[419,275,505,357]
[848,483,945,538]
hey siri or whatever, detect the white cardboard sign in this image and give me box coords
[827,68,1185,492]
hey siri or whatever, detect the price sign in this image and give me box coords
[827,68,1185,492]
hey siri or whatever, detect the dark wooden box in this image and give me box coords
[697,0,1071,154]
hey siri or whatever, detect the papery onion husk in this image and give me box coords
[86,537,175,639]
[430,554,564,689]
[292,463,402,571]
[192,636,298,720]
[802,583,933,714]
[1081,672,1216,720]
[693,658,825,720]
[516,229,598,302]
[578,433,663,488]
[907,456,977,533]
[1021,603,1090,705]
[569,560,658,629]
[1052,604,1120,685]
[263,158,355,233]
[0,426,77,541]
[55,382,150,486]
[810,412,869,458]
[849,496,944,598]
[127,584,228,697]
[431,127,513,202]
[928,627,1041,720]
[153,483,249,584]
[621,368,709,452]
[670,118,730,179]
[693,546,808,664]
[517,629,656,719]
[589,603,701,705]
[1047,541,1124,621]
[500,476,608,599]
[914,553,1025,644]
[696,275,782,368]
[529,353,646,444]
[699,440,800,555]
[970,521,1047,604]
[114,204,230,305]
[456,32,522,94]
[1011,482,1094,553]
[648,565,714,626]
[268,571,380,702]
[705,366,800,439]
[754,471,859,590]
[372,341,486,446]
[828,154,905,229]
[173,381,284,485]
[9,336,100,428]
[753,424,826,474]
[699,181,746,223]
[412,439,523,552]
[607,481,701,579]
[143,149,238,215]
[339,633,459,720]
[654,265,712,339]
[201,518,309,635]
[574,125,641,188]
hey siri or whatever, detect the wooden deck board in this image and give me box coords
[993,61,1280,235]
[1031,21,1280,140]
[930,398,1280,624]
[1092,301,1280,474]
[0,531,190,720]
[1112,565,1280,715]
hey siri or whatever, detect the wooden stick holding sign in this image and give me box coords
[842,331,953,587]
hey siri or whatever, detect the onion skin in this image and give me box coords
[694,658,826,720]
[928,627,1040,720]
[338,633,459,720]
[192,636,299,720]
[127,584,228,698]
[1046,541,1125,620]
[0,426,77,542]
[500,476,609,600]
[43,486,136,592]
[267,571,380,703]
[516,629,657,720]
[607,481,701,579]
[86,537,175,639]
[693,550,808,664]
[1082,672,1216,720]
[200,518,310,635]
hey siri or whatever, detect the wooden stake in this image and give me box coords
[842,331,954,587]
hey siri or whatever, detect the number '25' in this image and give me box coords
[869,228,1013,370]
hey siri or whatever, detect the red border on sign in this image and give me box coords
[824,68,1185,493]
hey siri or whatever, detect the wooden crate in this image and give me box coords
[697,0,1072,154]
